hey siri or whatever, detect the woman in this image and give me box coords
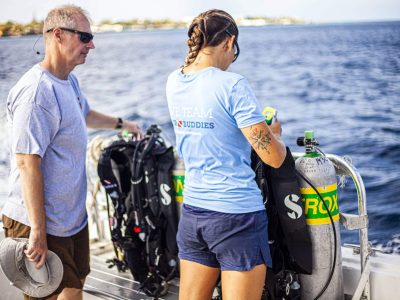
[166,9,286,300]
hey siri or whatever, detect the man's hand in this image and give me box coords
[25,229,48,269]
[121,120,143,139]
[85,110,143,139]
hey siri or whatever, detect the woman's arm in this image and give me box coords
[241,120,286,168]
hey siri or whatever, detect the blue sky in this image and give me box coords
[1,0,399,23]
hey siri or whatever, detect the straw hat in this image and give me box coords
[0,237,63,298]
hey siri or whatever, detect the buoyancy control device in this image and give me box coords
[295,131,344,300]
[250,107,312,300]
[252,147,313,300]
[97,125,179,298]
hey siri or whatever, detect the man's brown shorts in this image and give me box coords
[2,215,90,300]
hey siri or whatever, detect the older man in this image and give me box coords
[2,5,141,300]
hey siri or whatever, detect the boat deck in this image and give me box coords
[0,230,178,300]
[2,235,400,299]
[84,242,179,300]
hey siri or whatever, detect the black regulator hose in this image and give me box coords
[294,169,337,300]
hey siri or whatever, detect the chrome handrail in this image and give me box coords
[292,152,370,300]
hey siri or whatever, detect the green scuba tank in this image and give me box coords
[172,151,185,217]
[295,131,344,300]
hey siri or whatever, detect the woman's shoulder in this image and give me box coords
[168,68,182,77]
[211,67,244,81]
[167,67,248,90]
[205,68,249,91]
[166,69,182,90]
[168,67,244,79]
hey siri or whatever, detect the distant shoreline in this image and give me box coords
[1,18,398,38]
[0,16,308,38]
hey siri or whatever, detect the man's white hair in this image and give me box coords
[43,5,91,36]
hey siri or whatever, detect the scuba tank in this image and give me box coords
[295,131,344,300]
[172,152,185,217]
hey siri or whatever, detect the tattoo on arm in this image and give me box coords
[249,126,272,153]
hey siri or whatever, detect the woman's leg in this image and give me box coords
[179,259,220,300]
[221,264,266,300]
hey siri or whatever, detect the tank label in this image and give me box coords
[300,183,339,225]
[172,173,185,203]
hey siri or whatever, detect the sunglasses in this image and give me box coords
[225,29,240,62]
[46,27,94,44]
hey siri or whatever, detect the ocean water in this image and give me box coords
[0,22,399,252]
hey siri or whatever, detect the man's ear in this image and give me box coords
[53,28,62,43]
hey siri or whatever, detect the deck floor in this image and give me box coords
[84,248,179,300]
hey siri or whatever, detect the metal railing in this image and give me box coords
[292,152,370,300]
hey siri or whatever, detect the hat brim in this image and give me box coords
[0,238,63,298]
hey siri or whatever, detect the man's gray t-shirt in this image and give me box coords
[3,64,90,237]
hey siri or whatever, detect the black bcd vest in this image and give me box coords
[97,125,179,298]
[252,147,313,300]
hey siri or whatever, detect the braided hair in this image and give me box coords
[183,9,239,68]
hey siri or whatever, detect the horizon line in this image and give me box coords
[1,15,400,25]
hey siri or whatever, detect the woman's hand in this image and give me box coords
[269,121,282,137]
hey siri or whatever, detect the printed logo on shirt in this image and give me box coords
[170,105,213,119]
[173,120,215,129]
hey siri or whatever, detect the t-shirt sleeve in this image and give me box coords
[229,78,265,128]
[12,102,60,158]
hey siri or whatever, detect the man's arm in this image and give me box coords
[241,120,286,168]
[85,109,142,137]
[16,153,48,269]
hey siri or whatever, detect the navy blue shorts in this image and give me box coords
[177,204,272,271]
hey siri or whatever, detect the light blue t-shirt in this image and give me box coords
[3,64,90,237]
[166,67,265,213]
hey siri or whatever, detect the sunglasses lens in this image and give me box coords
[80,33,93,43]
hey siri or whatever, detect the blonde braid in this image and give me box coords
[183,21,206,68]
